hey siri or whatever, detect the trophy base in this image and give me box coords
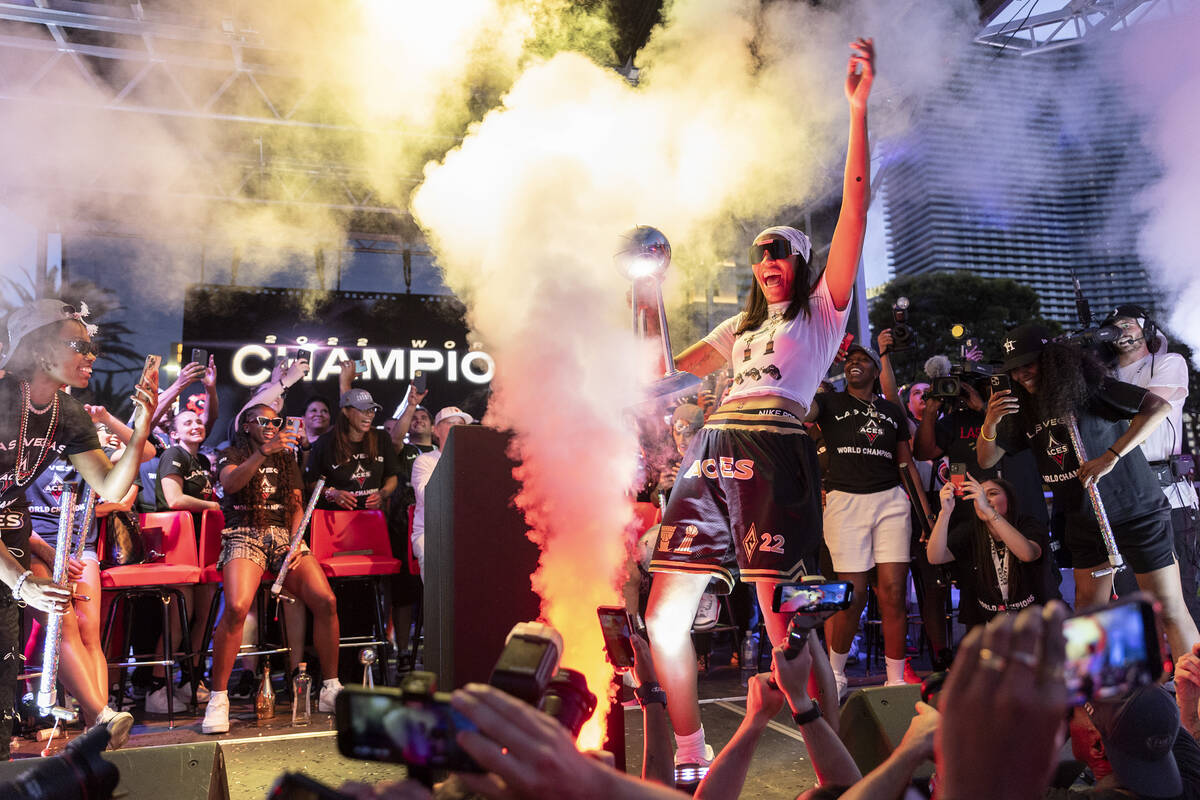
[629,371,702,413]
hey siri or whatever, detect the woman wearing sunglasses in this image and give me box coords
[0,299,156,756]
[643,39,875,777]
[203,404,342,734]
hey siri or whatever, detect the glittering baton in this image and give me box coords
[1066,416,1125,577]
[37,481,80,720]
[271,477,325,606]
[73,486,97,561]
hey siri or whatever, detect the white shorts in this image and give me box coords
[823,486,912,573]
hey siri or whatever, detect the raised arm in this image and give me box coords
[85,403,155,462]
[961,475,1041,562]
[674,341,726,379]
[70,374,156,502]
[926,483,958,565]
[876,329,902,411]
[976,389,1017,469]
[824,37,875,311]
[150,361,204,428]
[1078,391,1171,486]
[200,355,219,431]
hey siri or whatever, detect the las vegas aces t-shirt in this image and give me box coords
[811,391,909,494]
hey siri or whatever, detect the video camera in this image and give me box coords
[890,297,915,352]
[925,354,993,404]
[336,621,597,779]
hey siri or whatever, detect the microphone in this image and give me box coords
[924,355,952,379]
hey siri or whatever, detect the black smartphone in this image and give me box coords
[772,581,853,614]
[949,462,967,495]
[990,373,1011,394]
[413,370,427,394]
[1064,595,1162,704]
[190,347,208,367]
[335,686,482,772]
[596,605,635,671]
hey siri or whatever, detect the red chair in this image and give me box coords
[311,509,401,684]
[100,511,201,727]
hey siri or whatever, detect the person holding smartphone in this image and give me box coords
[926,475,1049,626]
[977,324,1199,662]
[0,299,156,755]
[644,38,874,777]
[304,389,399,512]
[203,404,343,734]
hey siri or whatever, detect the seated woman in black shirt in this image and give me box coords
[304,389,398,511]
[927,475,1048,626]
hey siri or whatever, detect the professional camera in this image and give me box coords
[336,621,597,777]
[0,724,118,800]
[890,296,915,351]
[925,354,993,403]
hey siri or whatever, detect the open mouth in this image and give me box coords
[762,273,782,288]
[847,365,865,377]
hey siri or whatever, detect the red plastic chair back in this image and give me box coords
[311,509,389,560]
[138,511,200,567]
[197,508,226,582]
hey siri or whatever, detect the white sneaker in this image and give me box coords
[201,693,230,734]
[144,685,174,715]
[674,743,715,787]
[692,592,720,631]
[317,680,343,713]
[93,707,134,750]
[834,673,849,702]
[178,681,211,704]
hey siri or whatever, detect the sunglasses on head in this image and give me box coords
[673,420,697,434]
[64,339,101,358]
[253,416,284,429]
[749,239,794,265]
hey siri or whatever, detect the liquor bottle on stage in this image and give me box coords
[256,665,276,723]
[292,663,312,727]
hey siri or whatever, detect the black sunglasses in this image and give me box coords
[253,416,284,429]
[749,239,795,265]
[63,339,101,358]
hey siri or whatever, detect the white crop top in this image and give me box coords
[701,275,850,411]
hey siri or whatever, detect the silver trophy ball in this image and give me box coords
[614,226,672,282]
[359,647,377,666]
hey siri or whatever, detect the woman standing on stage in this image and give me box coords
[202,404,342,734]
[0,299,155,755]
[644,38,875,776]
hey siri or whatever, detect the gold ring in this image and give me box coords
[1010,650,1039,668]
[978,648,1007,671]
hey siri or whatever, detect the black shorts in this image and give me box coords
[649,409,822,592]
[1066,508,1175,574]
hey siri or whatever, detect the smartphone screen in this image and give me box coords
[413,370,427,394]
[949,462,967,495]
[773,582,853,614]
[596,605,635,670]
[336,687,481,772]
[354,359,368,376]
[1064,597,1161,704]
[190,348,208,367]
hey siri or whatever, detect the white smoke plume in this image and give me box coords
[413,0,977,743]
[1117,10,1200,354]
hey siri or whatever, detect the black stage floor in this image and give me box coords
[5,652,910,799]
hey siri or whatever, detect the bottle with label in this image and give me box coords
[740,633,759,687]
[292,662,312,727]
[255,666,276,723]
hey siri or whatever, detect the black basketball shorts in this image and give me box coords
[649,409,822,592]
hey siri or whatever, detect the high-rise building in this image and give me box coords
[881,43,1160,326]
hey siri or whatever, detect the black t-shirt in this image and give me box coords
[154,445,215,510]
[812,392,910,494]
[948,513,1049,625]
[997,377,1167,525]
[397,442,438,509]
[25,456,103,550]
[216,447,302,530]
[935,407,998,481]
[304,429,400,511]
[0,376,100,511]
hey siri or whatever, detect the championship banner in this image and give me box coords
[181,285,493,438]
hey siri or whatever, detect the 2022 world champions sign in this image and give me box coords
[182,285,494,436]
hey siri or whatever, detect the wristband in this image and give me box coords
[792,700,821,726]
[1107,447,1121,460]
[11,569,32,602]
[980,427,997,442]
[634,682,668,707]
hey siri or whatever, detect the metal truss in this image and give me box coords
[976,0,1180,55]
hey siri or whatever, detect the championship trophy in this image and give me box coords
[615,226,700,407]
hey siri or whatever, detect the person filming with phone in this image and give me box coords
[977,324,1199,661]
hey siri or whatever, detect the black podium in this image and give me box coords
[423,425,542,689]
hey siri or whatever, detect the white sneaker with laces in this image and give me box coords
[318,680,343,713]
[201,693,230,734]
[93,706,134,750]
[673,743,715,787]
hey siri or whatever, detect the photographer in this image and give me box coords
[926,476,1048,625]
[1105,304,1200,629]
[977,324,1199,661]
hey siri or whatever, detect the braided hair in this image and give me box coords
[227,403,300,530]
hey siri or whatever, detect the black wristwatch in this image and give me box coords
[792,700,821,726]
[635,682,668,707]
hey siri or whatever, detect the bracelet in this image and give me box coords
[1107,447,1122,460]
[634,682,668,707]
[792,700,821,726]
[980,427,997,442]
[11,569,32,602]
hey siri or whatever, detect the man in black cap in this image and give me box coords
[976,325,1199,661]
[1063,684,1200,799]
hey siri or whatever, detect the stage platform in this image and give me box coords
[4,652,904,799]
